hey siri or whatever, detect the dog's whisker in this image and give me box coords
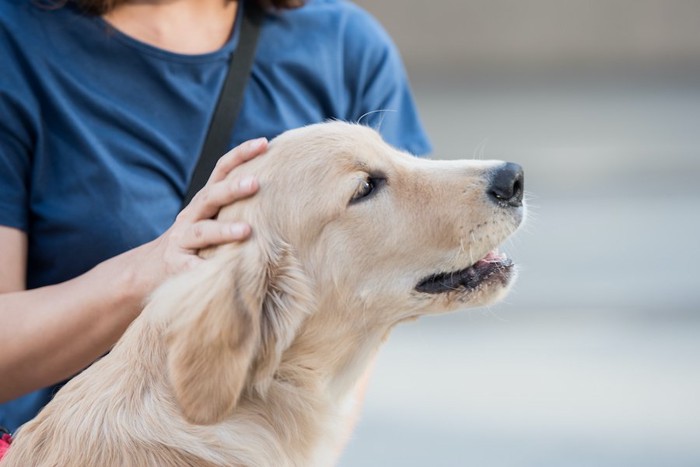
[477,303,510,322]
[356,109,396,132]
[471,137,490,160]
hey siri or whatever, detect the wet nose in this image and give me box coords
[488,162,524,207]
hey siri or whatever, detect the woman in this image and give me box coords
[0,0,431,431]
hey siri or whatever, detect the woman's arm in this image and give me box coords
[0,138,267,402]
[0,227,26,294]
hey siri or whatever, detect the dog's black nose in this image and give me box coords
[488,162,524,207]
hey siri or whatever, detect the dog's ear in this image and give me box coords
[160,244,267,425]
[251,242,314,394]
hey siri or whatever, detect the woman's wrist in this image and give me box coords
[96,242,159,319]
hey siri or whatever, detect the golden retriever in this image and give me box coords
[1,122,525,467]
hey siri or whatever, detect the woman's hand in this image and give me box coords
[129,137,267,299]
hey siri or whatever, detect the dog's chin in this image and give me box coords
[414,250,517,306]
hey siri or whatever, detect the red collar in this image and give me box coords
[0,432,12,459]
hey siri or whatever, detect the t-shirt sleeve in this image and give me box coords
[0,22,34,232]
[341,4,432,157]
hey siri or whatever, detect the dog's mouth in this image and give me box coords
[415,250,514,294]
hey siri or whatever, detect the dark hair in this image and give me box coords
[47,0,304,15]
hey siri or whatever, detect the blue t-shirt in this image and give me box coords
[0,0,431,430]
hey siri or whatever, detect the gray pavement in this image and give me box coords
[338,74,700,466]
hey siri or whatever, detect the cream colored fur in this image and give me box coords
[1,122,524,467]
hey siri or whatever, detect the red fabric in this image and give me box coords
[0,433,12,459]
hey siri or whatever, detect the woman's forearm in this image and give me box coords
[0,247,147,402]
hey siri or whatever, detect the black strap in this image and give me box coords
[182,2,264,208]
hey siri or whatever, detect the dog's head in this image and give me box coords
[155,122,525,424]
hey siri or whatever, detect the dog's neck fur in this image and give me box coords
[283,307,387,394]
[246,304,389,465]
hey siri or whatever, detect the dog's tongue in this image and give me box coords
[479,249,507,264]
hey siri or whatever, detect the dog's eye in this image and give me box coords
[350,177,381,203]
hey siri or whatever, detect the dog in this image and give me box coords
[1,121,525,467]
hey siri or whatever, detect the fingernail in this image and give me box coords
[230,223,249,238]
[239,175,256,191]
[249,137,267,151]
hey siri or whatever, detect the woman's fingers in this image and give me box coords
[198,174,258,220]
[178,137,267,222]
[135,139,268,291]
[180,220,252,251]
[162,137,268,272]
[208,137,267,184]
[178,174,258,223]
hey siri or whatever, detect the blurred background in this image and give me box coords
[339,1,700,466]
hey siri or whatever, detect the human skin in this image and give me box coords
[102,0,240,55]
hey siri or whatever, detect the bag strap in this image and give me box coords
[182,2,264,208]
